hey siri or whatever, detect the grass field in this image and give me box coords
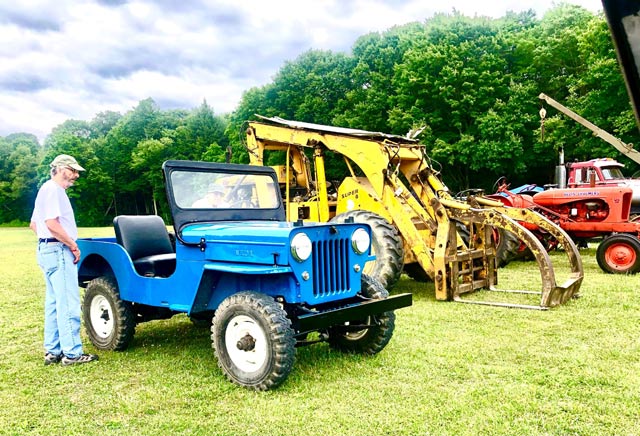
[0,227,638,435]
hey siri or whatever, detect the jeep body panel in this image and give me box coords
[78,219,375,313]
[78,237,199,312]
[77,161,399,315]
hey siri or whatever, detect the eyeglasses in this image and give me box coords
[64,166,79,175]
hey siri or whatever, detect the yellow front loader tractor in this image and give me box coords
[244,116,583,309]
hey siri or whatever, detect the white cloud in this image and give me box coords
[0,0,603,142]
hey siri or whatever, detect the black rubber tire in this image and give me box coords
[211,291,296,391]
[327,274,396,355]
[82,276,135,351]
[495,227,523,267]
[596,233,640,274]
[330,210,404,289]
[455,220,470,245]
[403,262,431,282]
[404,220,468,282]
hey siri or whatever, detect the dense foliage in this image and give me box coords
[3,4,639,226]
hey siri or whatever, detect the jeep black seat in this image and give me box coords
[113,215,177,277]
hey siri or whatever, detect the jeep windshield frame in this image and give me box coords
[162,160,286,237]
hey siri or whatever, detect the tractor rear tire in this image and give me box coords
[330,210,404,289]
[596,233,640,274]
[495,228,524,267]
[403,262,431,282]
[211,291,296,391]
[403,220,467,282]
[82,276,135,351]
[327,274,395,355]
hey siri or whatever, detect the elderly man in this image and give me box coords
[30,154,98,366]
[192,183,229,208]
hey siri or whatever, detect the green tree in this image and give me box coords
[172,100,228,161]
[130,137,173,218]
[98,99,176,216]
[0,134,42,223]
[2,4,636,225]
[227,85,278,164]
[271,50,357,125]
[90,111,122,138]
[389,14,518,189]
[334,22,425,132]
[42,122,111,225]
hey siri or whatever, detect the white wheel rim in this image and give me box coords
[225,315,268,373]
[90,295,114,339]
[342,319,370,341]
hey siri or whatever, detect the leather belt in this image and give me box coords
[39,238,60,243]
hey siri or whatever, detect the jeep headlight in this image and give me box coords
[351,228,370,254]
[291,233,312,262]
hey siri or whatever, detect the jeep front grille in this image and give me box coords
[312,237,351,297]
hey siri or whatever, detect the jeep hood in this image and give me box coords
[182,220,352,267]
[180,221,290,265]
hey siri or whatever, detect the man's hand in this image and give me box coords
[45,218,81,263]
[70,245,81,264]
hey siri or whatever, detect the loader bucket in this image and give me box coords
[444,202,583,310]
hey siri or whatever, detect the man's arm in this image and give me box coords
[45,218,81,263]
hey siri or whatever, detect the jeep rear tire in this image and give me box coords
[327,274,396,355]
[82,276,135,351]
[211,292,296,391]
[330,210,404,289]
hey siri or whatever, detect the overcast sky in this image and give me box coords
[0,0,603,142]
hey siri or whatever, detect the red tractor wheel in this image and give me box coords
[596,233,640,274]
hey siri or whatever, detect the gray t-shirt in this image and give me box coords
[31,179,78,240]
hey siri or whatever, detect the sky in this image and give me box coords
[0,0,603,142]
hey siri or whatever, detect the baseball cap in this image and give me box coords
[207,183,225,194]
[50,154,85,171]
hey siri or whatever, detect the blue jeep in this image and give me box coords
[77,160,411,390]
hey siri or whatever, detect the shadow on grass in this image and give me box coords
[105,312,397,388]
[392,275,437,302]
[126,315,212,354]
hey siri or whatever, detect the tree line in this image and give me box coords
[2,3,638,226]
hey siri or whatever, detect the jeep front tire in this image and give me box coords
[211,291,296,391]
[327,274,396,354]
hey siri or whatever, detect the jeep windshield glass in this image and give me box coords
[170,169,280,210]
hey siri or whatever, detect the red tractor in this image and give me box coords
[489,92,640,274]
[490,181,640,274]
[564,158,640,217]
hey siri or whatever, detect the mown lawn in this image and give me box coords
[0,227,638,435]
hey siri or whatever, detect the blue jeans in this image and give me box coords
[37,242,83,358]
